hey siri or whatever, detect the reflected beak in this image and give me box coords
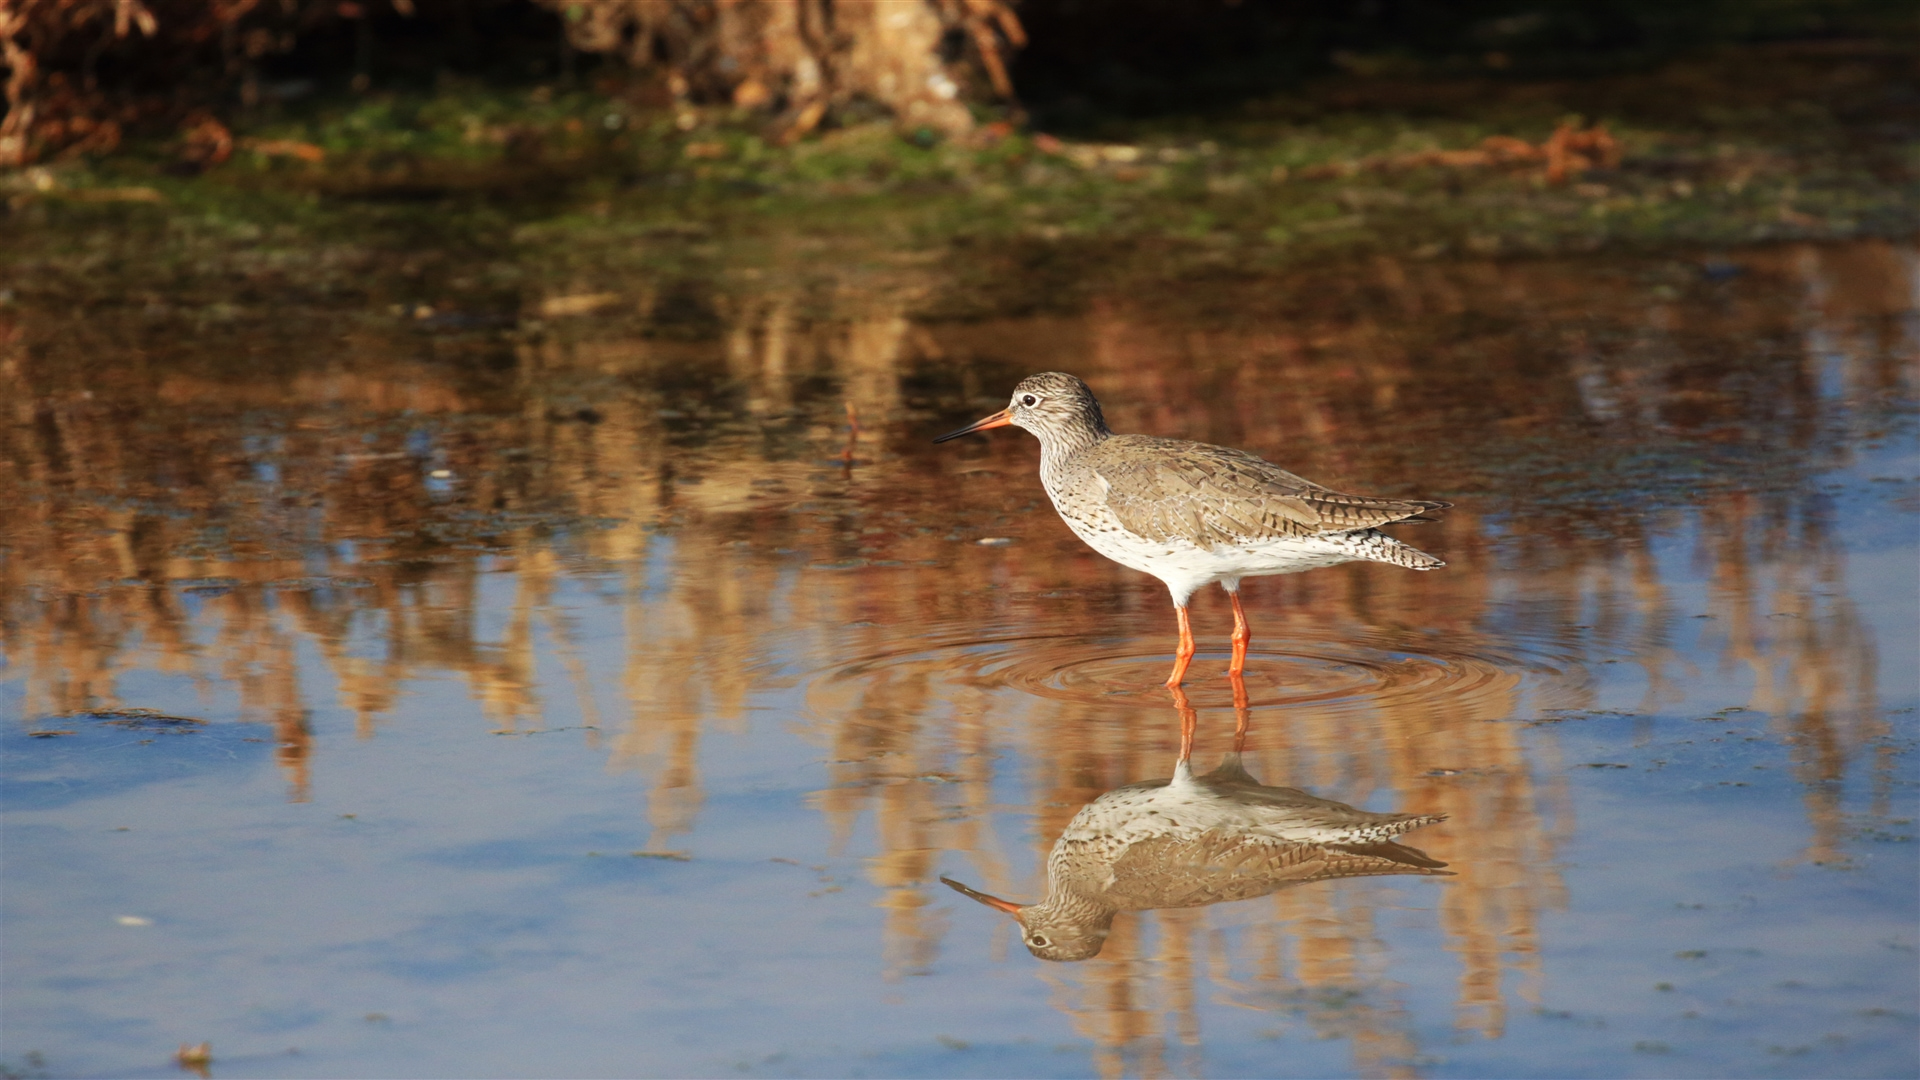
[933,407,1014,443]
[940,875,1024,916]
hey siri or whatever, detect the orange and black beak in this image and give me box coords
[933,407,1014,443]
[940,875,1025,917]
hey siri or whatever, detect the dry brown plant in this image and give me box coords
[1,0,1022,165]
[0,0,380,166]
[539,0,1021,140]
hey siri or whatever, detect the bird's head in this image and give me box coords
[940,874,1113,962]
[934,372,1109,446]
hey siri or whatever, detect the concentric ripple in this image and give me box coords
[815,627,1589,716]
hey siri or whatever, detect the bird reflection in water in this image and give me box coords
[943,677,1449,961]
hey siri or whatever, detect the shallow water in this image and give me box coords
[2,239,1915,1079]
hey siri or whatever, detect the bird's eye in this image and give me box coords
[1029,934,1050,948]
[1020,394,1038,407]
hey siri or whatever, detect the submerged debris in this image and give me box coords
[67,708,208,731]
[174,1041,212,1078]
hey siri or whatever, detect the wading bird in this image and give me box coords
[936,372,1447,686]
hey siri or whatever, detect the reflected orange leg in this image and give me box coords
[839,401,861,471]
[1165,604,1196,688]
[1228,591,1251,677]
[1229,669,1251,754]
[1168,683,1197,765]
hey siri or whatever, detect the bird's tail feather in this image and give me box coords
[1342,529,1445,570]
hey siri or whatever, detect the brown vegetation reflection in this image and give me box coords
[1,240,1910,1065]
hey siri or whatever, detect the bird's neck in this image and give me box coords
[1037,419,1110,472]
[1028,880,1118,927]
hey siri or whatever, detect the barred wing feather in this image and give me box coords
[1091,436,1447,549]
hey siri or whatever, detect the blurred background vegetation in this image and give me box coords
[4,0,1912,156]
[1,0,1914,287]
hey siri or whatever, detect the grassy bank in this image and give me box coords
[1,40,1913,314]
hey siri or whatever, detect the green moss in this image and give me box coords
[2,42,1912,308]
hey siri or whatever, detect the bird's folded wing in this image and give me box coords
[1101,836,1450,909]
[1093,437,1445,547]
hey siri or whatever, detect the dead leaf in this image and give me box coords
[538,293,621,318]
[243,138,325,163]
[66,186,165,203]
[732,78,771,109]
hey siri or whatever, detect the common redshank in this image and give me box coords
[936,372,1448,686]
[940,747,1448,962]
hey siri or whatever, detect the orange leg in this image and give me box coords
[1229,669,1251,753]
[1165,604,1196,688]
[1228,591,1252,676]
[1168,683,1197,765]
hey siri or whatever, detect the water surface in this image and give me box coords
[2,239,1915,1078]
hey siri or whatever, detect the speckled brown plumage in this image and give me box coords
[936,371,1451,685]
[1083,434,1446,553]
